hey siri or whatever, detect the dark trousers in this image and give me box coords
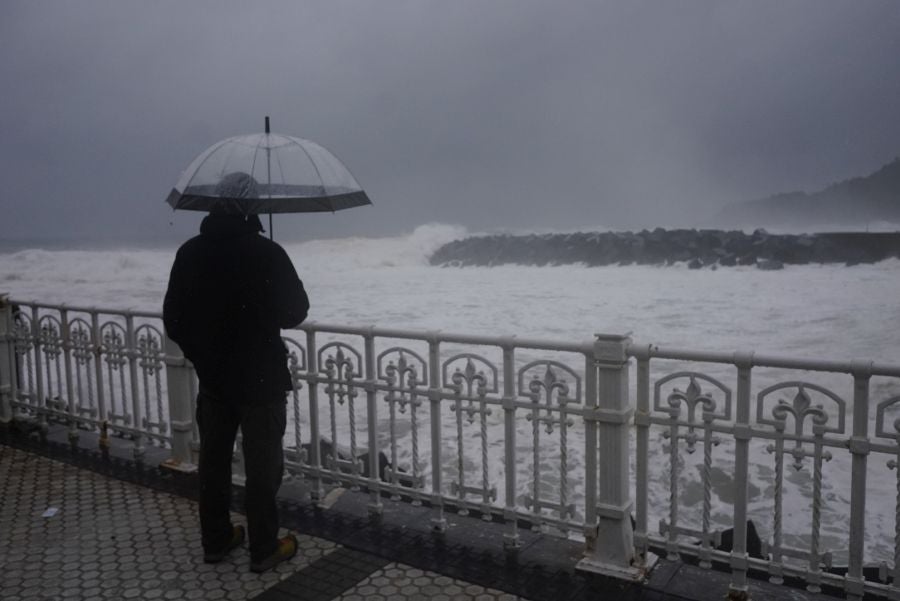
[196,387,287,562]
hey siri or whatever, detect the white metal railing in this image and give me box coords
[0,296,635,578]
[0,299,173,456]
[630,344,900,600]
[3,295,900,599]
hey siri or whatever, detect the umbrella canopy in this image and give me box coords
[165,118,371,215]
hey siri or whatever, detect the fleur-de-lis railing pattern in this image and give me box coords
[4,303,174,459]
[65,317,96,445]
[519,360,580,530]
[269,330,602,542]
[757,382,844,589]
[318,342,364,480]
[11,312,35,407]
[378,348,426,501]
[37,316,64,419]
[632,345,900,600]
[653,372,731,566]
[284,337,308,466]
[443,354,498,517]
[101,322,132,427]
[37,317,62,359]
[136,324,166,444]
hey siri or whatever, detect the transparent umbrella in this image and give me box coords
[165,117,371,235]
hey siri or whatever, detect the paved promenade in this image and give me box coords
[0,427,839,601]
[0,444,523,601]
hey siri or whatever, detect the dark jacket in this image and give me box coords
[163,215,309,402]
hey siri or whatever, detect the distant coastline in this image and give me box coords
[715,157,900,228]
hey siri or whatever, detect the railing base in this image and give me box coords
[319,486,346,509]
[726,587,750,601]
[576,551,658,582]
[159,458,198,474]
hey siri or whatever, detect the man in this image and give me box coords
[163,173,310,572]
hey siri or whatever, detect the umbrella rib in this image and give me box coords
[214,137,242,182]
[312,140,365,201]
[248,135,265,190]
[181,137,234,191]
[288,137,326,196]
[273,143,287,191]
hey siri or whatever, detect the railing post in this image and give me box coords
[125,314,145,461]
[845,360,872,601]
[728,352,754,601]
[633,345,652,563]
[428,333,446,532]
[60,307,79,447]
[364,329,383,516]
[91,312,107,423]
[305,329,324,503]
[160,334,197,472]
[502,342,519,549]
[0,294,13,425]
[582,347,600,554]
[31,305,46,432]
[577,333,642,580]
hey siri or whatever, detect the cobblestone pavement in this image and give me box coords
[0,445,529,601]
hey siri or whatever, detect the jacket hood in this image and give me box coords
[200,214,264,238]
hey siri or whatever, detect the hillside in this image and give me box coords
[715,157,900,227]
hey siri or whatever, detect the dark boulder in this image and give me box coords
[757,259,784,270]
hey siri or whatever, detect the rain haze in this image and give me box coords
[1,1,900,246]
[5,5,900,589]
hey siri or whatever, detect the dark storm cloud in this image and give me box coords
[1,1,899,244]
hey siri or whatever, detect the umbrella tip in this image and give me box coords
[265,116,270,134]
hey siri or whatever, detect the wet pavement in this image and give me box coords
[0,444,524,601]
[0,425,842,601]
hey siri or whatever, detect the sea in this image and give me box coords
[2,222,900,565]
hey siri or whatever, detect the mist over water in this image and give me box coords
[4,223,898,358]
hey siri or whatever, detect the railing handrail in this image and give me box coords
[293,321,593,353]
[629,342,900,377]
[13,299,900,375]
[9,299,162,320]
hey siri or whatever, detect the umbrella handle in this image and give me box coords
[266,116,272,239]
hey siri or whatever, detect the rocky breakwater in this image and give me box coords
[429,229,900,269]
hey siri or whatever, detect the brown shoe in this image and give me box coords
[203,525,246,563]
[250,534,298,573]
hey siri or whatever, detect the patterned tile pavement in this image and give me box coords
[0,445,335,600]
[0,444,530,601]
[334,564,521,601]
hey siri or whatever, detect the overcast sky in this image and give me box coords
[1,1,899,245]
